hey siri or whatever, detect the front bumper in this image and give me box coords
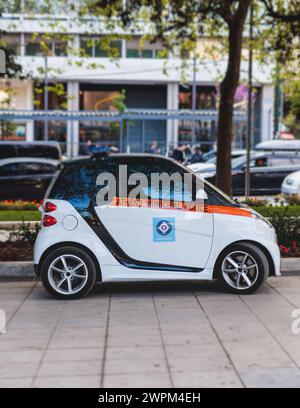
[281,185,300,195]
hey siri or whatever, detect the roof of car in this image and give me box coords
[63,153,172,166]
[0,157,60,166]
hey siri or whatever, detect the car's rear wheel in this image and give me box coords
[216,242,269,294]
[40,246,97,299]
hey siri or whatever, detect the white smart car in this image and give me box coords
[34,154,280,299]
[281,170,300,196]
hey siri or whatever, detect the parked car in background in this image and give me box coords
[189,152,300,195]
[0,157,59,200]
[202,149,252,163]
[255,139,300,152]
[0,141,62,161]
[281,170,300,196]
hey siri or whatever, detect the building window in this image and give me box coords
[0,34,21,55]
[80,36,121,58]
[25,34,68,56]
[34,82,67,110]
[126,37,167,59]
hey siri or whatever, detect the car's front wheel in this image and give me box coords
[216,242,269,294]
[40,246,97,299]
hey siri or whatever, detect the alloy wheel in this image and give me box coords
[221,250,259,291]
[48,254,88,295]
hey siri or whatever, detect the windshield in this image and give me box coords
[204,178,237,206]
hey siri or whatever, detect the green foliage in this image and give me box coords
[0,211,41,221]
[254,205,300,247]
[9,221,41,245]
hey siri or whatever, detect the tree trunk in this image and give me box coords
[216,3,251,196]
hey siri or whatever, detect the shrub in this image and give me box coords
[254,205,300,255]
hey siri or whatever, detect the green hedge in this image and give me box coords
[253,205,300,247]
[0,210,41,222]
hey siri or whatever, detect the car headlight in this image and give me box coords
[251,210,273,229]
[285,178,294,186]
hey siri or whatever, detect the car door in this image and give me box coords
[93,156,214,270]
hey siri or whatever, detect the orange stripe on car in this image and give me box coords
[109,197,253,217]
[205,205,253,217]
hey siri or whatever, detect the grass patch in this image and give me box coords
[0,210,41,222]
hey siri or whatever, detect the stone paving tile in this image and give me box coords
[0,377,33,388]
[43,347,103,362]
[104,357,168,375]
[172,369,243,388]
[0,362,39,379]
[103,373,172,388]
[106,346,165,361]
[37,360,102,377]
[240,367,300,388]
[33,375,101,388]
[0,349,44,364]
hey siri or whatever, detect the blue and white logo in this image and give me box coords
[153,218,175,242]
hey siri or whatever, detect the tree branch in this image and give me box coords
[262,0,300,22]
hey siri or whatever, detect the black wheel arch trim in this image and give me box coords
[212,239,276,279]
[36,241,102,282]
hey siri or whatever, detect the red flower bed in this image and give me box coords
[279,241,300,257]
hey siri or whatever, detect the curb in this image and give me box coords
[0,258,298,280]
[0,262,36,278]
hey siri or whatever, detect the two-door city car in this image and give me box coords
[34,154,280,299]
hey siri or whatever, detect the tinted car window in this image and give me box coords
[94,156,198,203]
[48,157,238,211]
[290,156,300,165]
[268,157,292,166]
[0,145,16,159]
[0,143,60,160]
[48,161,96,212]
[24,162,57,175]
[0,163,23,177]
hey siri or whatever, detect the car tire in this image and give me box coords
[216,242,269,294]
[40,246,97,300]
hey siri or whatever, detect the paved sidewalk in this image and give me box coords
[0,276,300,388]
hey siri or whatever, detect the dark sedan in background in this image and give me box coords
[189,152,300,195]
[0,157,59,200]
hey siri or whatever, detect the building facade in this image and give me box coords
[0,1,275,156]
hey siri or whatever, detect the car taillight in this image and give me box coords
[43,215,57,227]
[44,202,57,213]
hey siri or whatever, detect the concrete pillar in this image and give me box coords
[121,39,126,58]
[25,80,34,141]
[260,84,274,142]
[166,82,179,153]
[67,81,79,157]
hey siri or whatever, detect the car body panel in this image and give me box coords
[281,170,300,195]
[34,197,281,282]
